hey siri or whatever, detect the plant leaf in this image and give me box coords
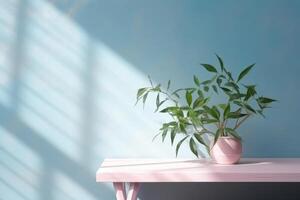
[155,99,167,112]
[148,75,153,86]
[225,128,241,140]
[193,75,200,86]
[193,97,205,109]
[220,87,231,93]
[180,106,190,110]
[151,84,161,92]
[244,103,256,113]
[223,103,230,119]
[142,92,148,108]
[225,82,239,93]
[190,115,202,126]
[160,107,183,117]
[204,106,219,120]
[179,123,187,133]
[195,109,205,116]
[218,74,226,79]
[186,90,193,106]
[152,132,161,142]
[201,118,219,124]
[257,110,266,118]
[233,100,243,107]
[215,54,224,72]
[237,63,255,82]
[160,107,172,113]
[212,106,220,119]
[136,87,147,100]
[201,64,218,73]
[226,71,234,81]
[156,93,160,108]
[193,97,209,109]
[189,138,198,157]
[213,128,222,147]
[167,80,171,90]
[194,134,208,149]
[229,93,246,101]
[227,112,248,119]
[170,128,176,145]
[176,136,188,157]
[244,85,256,101]
[218,103,227,110]
[173,92,180,98]
[202,80,212,85]
[204,86,209,92]
[212,85,218,94]
[197,90,204,98]
[162,129,168,142]
[160,106,177,113]
[166,121,178,127]
[257,97,277,104]
[217,77,223,86]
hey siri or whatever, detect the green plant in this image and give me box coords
[136,55,276,157]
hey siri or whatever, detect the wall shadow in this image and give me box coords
[0,0,113,200]
[0,104,112,199]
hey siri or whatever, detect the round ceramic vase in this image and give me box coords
[210,137,242,165]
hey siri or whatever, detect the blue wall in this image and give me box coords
[0,0,299,200]
[73,0,300,157]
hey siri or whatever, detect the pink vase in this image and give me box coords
[210,137,242,164]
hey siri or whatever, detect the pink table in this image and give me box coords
[96,158,300,200]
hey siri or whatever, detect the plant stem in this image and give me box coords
[235,118,239,128]
[160,90,178,105]
[224,119,228,136]
[192,123,214,136]
[234,114,251,130]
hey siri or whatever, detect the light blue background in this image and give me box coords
[72,0,300,157]
[0,0,299,200]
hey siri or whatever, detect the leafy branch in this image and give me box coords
[136,55,277,157]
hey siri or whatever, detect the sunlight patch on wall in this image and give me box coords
[91,43,178,162]
[18,0,89,162]
[52,171,97,200]
[0,127,42,200]
[0,0,18,107]
[0,0,199,200]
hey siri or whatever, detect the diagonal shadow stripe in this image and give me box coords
[0,104,112,200]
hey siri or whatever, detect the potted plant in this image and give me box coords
[136,55,276,164]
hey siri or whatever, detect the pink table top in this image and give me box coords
[96,158,300,182]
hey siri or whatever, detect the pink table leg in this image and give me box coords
[113,182,140,200]
[114,182,126,200]
[127,183,140,200]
